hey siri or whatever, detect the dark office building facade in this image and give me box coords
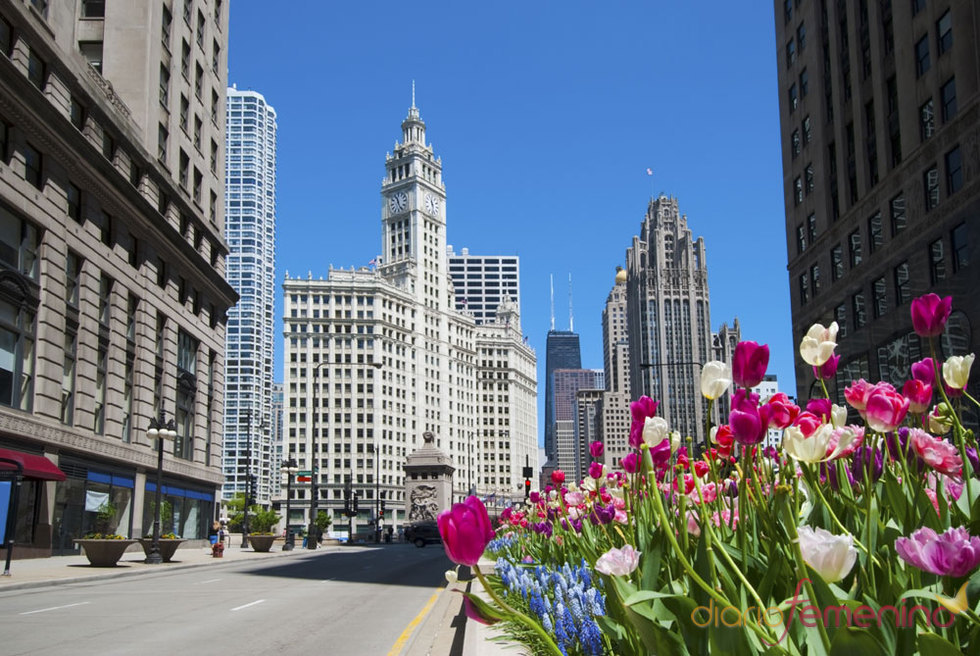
[543,331,581,464]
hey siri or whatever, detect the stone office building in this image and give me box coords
[0,0,234,557]
[774,0,978,418]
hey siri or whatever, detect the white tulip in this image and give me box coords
[642,416,670,447]
[783,423,835,463]
[800,322,839,367]
[942,354,975,390]
[797,525,857,583]
[700,361,732,400]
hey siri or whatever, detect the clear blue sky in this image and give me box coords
[228,1,794,446]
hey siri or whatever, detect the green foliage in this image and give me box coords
[250,508,281,534]
[315,511,332,531]
[92,501,116,535]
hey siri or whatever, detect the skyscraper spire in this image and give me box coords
[568,273,574,332]
[550,274,555,331]
[411,79,416,109]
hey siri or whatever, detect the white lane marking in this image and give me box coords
[230,599,266,612]
[20,601,91,615]
[195,578,222,585]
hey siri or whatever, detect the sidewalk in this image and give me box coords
[0,539,323,593]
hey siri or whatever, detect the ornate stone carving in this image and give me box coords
[409,484,438,521]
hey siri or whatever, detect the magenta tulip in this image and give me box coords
[438,496,496,567]
[588,461,604,480]
[864,386,910,432]
[729,389,765,445]
[629,396,660,447]
[732,341,770,388]
[911,358,936,386]
[589,441,604,459]
[903,379,933,414]
[806,398,833,423]
[551,469,565,485]
[910,294,952,338]
[621,452,640,473]
[763,392,800,429]
[813,353,840,381]
[895,526,980,577]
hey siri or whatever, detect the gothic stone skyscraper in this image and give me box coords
[625,196,714,447]
[774,1,978,414]
[599,268,632,469]
[282,103,536,536]
[0,0,234,555]
[223,87,277,508]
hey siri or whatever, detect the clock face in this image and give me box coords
[388,191,408,214]
[424,193,440,215]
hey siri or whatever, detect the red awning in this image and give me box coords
[0,448,66,481]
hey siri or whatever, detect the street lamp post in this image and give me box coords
[241,408,253,549]
[145,407,177,564]
[281,458,298,551]
[308,361,329,550]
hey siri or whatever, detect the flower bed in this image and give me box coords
[441,293,979,655]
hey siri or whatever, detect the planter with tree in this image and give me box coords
[246,509,281,552]
[74,501,138,567]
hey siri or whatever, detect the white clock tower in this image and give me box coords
[380,98,450,313]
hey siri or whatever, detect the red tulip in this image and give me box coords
[438,496,495,567]
[551,469,565,485]
[763,393,800,429]
[903,379,933,414]
[865,386,910,433]
[732,341,770,388]
[910,294,952,338]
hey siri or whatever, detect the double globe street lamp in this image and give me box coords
[145,408,178,564]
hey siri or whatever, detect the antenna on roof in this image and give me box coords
[549,274,555,331]
[568,273,574,332]
[412,80,416,108]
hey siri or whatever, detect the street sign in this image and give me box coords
[298,470,311,475]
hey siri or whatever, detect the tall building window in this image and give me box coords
[937,10,952,55]
[180,95,189,132]
[0,16,12,58]
[181,40,190,78]
[210,139,218,173]
[797,22,806,50]
[195,63,204,99]
[799,272,809,304]
[65,250,82,308]
[0,294,35,412]
[924,164,939,211]
[853,292,867,328]
[912,0,925,16]
[67,182,82,223]
[78,41,103,74]
[122,350,134,442]
[0,208,40,280]
[70,97,86,130]
[81,0,105,18]
[951,222,969,272]
[102,131,115,160]
[792,129,800,158]
[890,194,906,236]
[803,115,811,145]
[98,274,112,326]
[61,327,76,425]
[23,144,43,189]
[799,68,808,97]
[805,163,815,194]
[941,78,957,122]
[794,176,803,205]
[158,123,168,162]
[211,40,220,74]
[849,230,862,267]
[929,238,946,284]
[211,88,219,124]
[176,329,198,460]
[27,48,47,89]
[789,83,798,112]
[796,224,806,254]
[786,39,796,68]
[919,99,934,140]
[807,213,817,244]
[94,337,107,434]
[872,277,888,318]
[179,149,189,188]
[945,146,962,195]
[0,118,8,163]
[810,264,821,297]
[159,64,170,106]
[161,5,172,49]
[193,168,202,204]
[193,115,202,151]
[894,262,911,306]
[183,0,192,25]
[784,0,792,23]
[868,212,883,254]
[196,10,206,49]
[915,36,930,77]
[831,244,843,281]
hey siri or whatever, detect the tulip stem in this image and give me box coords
[473,564,563,656]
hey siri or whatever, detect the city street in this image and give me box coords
[0,545,452,656]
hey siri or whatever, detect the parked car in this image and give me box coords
[405,521,441,547]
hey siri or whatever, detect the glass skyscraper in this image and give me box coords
[544,331,581,464]
[223,87,278,506]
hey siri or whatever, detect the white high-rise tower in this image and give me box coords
[223,88,278,507]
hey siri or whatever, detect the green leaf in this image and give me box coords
[624,597,690,656]
[623,589,683,606]
[828,625,890,656]
[917,631,963,656]
[459,591,507,624]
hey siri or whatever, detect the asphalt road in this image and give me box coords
[0,544,453,656]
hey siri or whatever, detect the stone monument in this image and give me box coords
[404,432,455,522]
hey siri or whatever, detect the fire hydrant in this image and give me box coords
[212,541,225,558]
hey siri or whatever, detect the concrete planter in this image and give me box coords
[248,535,276,552]
[74,539,139,567]
[138,538,186,563]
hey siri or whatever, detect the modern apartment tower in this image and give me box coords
[543,330,581,465]
[0,0,234,556]
[774,1,978,413]
[223,87,277,508]
[447,246,520,325]
[625,196,716,447]
[282,102,537,536]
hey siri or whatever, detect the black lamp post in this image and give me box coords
[240,408,253,549]
[307,361,330,550]
[145,408,177,564]
[282,458,298,550]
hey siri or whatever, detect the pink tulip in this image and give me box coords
[551,469,565,485]
[589,441,604,458]
[911,358,936,386]
[793,411,823,438]
[764,393,800,429]
[895,526,980,577]
[732,341,770,388]
[843,379,876,412]
[806,398,833,423]
[595,544,641,577]
[903,379,933,414]
[462,594,501,625]
[438,496,496,567]
[621,452,640,473]
[864,386,910,432]
[910,294,953,338]
[908,428,962,477]
[813,353,840,381]
[588,462,604,480]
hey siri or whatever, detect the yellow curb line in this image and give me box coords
[387,588,443,656]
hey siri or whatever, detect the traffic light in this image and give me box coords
[352,492,359,514]
[380,499,386,516]
[524,478,531,499]
[343,486,351,516]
